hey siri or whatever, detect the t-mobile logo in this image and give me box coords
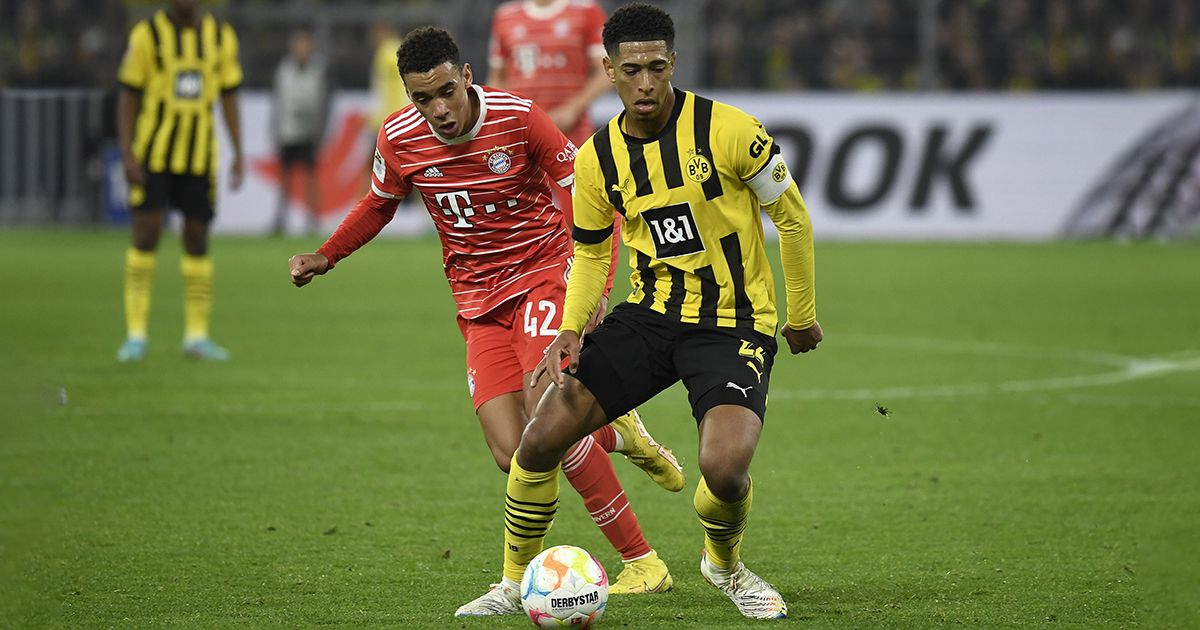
[435,191,475,228]
[434,190,520,228]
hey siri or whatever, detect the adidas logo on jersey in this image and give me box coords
[423,167,444,178]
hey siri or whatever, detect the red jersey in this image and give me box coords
[319,85,579,320]
[489,0,606,144]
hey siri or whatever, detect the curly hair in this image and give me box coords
[395,26,461,76]
[602,3,675,55]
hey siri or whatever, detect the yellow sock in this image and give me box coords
[124,247,156,339]
[181,254,213,342]
[694,476,752,569]
[503,451,561,582]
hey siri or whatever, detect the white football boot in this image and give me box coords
[699,551,788,619]
[454,578,522,617]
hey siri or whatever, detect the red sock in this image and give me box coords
[590,425,618,453]
[561,435,652,561]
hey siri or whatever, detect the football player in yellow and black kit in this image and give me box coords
[115,0,244,362]
[461,2,822,622]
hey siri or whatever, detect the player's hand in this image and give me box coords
[548,103,583,133]
[583,295,609,335]
[229,153,245,191]
[289,253,329,287]
[782,320,823,354]
[122,152,145,187]
[533,329,582,387]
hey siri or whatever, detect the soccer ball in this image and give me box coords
[520,545,609,628]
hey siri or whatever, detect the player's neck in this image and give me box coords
[623,89,676,139]
[464,87,482,137]
[167,7,199,28]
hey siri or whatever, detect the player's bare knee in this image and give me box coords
[700,464,750,503]
[131,225,161,251]
[491,446,514,473]
[518,416,567,470]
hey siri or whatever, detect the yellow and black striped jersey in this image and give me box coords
[568,89,812,337]
[118,10,242,176]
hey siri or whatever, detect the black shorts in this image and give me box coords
[572,303,778,423]
[279,142,317,167]
[131,171,215,221]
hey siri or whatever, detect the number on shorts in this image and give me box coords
[523,300,558,337]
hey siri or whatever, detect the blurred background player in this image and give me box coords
[366,20,411,200]
[488,0,611,148]
[489,0,620,291]
[288,27,683,610]
[115,0,244,362]
[368,20,410,144]
[270,27,329,236]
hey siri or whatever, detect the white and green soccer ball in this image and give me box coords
[520,545,609,628]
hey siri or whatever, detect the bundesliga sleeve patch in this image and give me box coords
[372,149,386,182]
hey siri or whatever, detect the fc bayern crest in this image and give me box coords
[486,148,513,174]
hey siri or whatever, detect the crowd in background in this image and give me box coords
[707,0,1200,90]
[2,0,1199,91]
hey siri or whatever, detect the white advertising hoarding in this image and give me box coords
[214,91,1199,240]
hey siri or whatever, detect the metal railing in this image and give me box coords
[0,89,111,225]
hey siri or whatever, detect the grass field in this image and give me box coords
[2,228,1198,628]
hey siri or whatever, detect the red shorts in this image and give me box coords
[457,266,567,410]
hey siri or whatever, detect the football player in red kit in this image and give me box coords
[288,27,681,613]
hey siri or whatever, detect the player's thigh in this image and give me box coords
[129,172,170,249]
[675,327,778,424]
[457,310,525,414]
[169,173,215,224]
[570,303,679,422]
[130,171,169,213]
[510,272,569,410]
[518,374,611,469]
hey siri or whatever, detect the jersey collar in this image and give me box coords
[431,84,488,146]
[522,0,569,19]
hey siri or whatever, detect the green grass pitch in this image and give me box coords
[2,228,1198,628]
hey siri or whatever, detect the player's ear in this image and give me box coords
[461,62,473,87]
[602,56,615,83]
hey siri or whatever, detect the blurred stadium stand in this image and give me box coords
[2,0,1198,235]
[4,0,1197,92]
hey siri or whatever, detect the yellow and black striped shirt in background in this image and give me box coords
[564,88,815,337]
[118,11,242,176]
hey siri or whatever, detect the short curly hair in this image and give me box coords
[395,26,461,77]
[602,3,675,55]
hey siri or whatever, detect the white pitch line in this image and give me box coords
[771,334,1200,401]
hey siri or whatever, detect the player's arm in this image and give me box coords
[734,118,821,353]
[289,134,408,287]
[762,181,820,353]
[116,21,152,186]
[527,103,616,327]
[487,58,507,91]
[548,56,610,133]
[532,148,613,385]
[290,190,400,286]
[549,5,610,132]
[486,16,508,90]
[218,22,245,190]
[269,65,282,147]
